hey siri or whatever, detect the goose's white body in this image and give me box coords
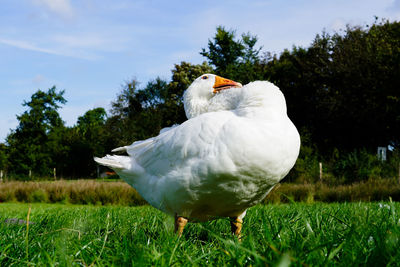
[95,75,300,222]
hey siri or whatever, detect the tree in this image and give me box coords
[200,26,263,83]
[201,26,244,75]
[0,143,8,172]
[263,19,400,153]
[107,78,169,145]
[62,108,108,178]
[6,86,66,177]
[327,20,400,150]
[263,36,333,152]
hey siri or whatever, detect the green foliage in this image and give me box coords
[265,179,400,203]
[106,77,170,145]
[284,129,321,183]
[77,108,107,135]
[287,145,400,184]
[200,26,264,84]
[264,19,400,152]
[1,203,399,265]
[6,87,66,177]
[30,189,48,203]
[0,180,146,205]
[62,108,108,177]
[0,143,8,171]
[329,148,400,183]
[326,20,400,150]
[200,26,245,74]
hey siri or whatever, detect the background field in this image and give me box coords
[1,202,399,266]
[1,179,400,206]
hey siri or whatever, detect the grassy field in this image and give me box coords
[1,179,400,205]
[1,203,400,266]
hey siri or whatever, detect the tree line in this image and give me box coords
[1,18,399,182]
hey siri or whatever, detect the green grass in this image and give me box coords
[1,202,400,266]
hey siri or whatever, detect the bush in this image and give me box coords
[284,130,321,183]
[0,180,147,206]
[31,188,48,202]
[264,178,400,203]
[286,147,400,184]
[1,179,400,205]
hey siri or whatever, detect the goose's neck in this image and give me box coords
[183,92,209,119]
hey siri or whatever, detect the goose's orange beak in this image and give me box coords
[213,76,242,94]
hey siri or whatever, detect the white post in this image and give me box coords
[0,170,3,182]
[53,168,56,180]
[319,162,323,182]
[29,169,32,179]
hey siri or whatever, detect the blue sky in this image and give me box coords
[1,0,399,142]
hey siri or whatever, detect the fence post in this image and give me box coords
[0,170,3,182]
[54,168,56,180]
[29,169,32,179]
[319,162,323,182]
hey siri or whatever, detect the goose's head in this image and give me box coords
[183,74,242,119]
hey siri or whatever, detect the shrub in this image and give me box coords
[328,149,400,183]
[285,138,320,183]
[31,188,48,202]
[265,179,400,204]
[1,179,400,205]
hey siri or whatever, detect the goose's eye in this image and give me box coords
[202,76,208,80]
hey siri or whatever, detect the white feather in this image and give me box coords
[95,74,300,221]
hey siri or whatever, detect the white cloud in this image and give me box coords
[31,0,74,18]
[0,37,99,60]
[0,38,61,56]
[32,74,45,84]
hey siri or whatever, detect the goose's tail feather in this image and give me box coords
[111,146,127,153]
[94,155,129,170]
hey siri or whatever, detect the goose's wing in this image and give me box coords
[126,111,235,178]
[112,124,179,155]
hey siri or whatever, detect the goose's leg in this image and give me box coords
[230,210,246,241]
[230,217,243,240]
[174,215,188,237]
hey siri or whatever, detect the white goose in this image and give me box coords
[95,74,300,238]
